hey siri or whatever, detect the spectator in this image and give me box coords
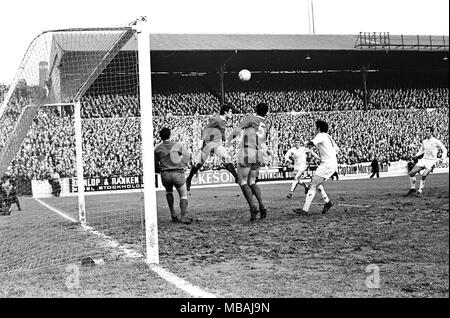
[370,157,380,178]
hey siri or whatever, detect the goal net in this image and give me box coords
[0,21,158,273]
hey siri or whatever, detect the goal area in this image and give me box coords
[0,18,159,273]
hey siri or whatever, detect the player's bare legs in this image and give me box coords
[15,197,22,211]
[186,145,238,192]
[216,145,238,183]
[186,162,203,192]
[237,166,258,221]
[405,165,425,196]
[175,184,192,224]
[249,167,267,219]
[415,167,433,196]
[165,191,177,222]
[294,175,332,215]
[287,169,308,199]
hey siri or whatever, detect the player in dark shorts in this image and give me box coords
[155,127,192,224]
[227,103,269,222]
[186,104,239,192]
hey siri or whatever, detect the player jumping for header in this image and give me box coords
[285,140,319,199]
[405,126,448,197]
[293,120,339,216]
[186,104,239,192]
[227,102,270,222]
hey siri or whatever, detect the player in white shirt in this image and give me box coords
[293,120,339,215]
[405,126,447,197]
[285,140,319,199]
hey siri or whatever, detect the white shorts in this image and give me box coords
[214,145,228,159]
[293,165,307,179]
[315,163,338,180]
[416,158,437,170]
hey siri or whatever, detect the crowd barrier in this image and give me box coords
[30,161,449,198]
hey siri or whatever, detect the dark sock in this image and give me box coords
[188,163,202,181]
[250,184,265,210]
[225,163,239,182]
[166,193,175,216]
[180,198,188,216]
[240,184,256,210]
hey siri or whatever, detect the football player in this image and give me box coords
[155,127,193,224]
[293,120,339,216]
[405,126,448,197]
[227,102,269,221]
[284,140,319,199]
[186,104,239,192]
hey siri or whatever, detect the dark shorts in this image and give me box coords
[237,147,265,170]
[161,170,186,192]
[238,161,263,170]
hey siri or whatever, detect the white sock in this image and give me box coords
[303,187,316,212]
[418,179,425,192]
[317,185,330,203]
[290,181,298,192]
[409,176,416,189]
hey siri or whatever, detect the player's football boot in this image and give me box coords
[250,207,258,222]
[260,208,267,220]
[179,215,193,224]
[403,188,416,197]
[171,215,180,223]
[286,192,293,199]
[415,191,423,197]
[293,208,309,216]
[322,201,333,214]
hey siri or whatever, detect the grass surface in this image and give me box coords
[0,174,448,297]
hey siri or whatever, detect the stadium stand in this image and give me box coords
[0,74,448,183]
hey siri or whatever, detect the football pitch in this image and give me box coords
[0,174,448,298]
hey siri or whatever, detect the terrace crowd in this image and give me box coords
[0,77,448,180]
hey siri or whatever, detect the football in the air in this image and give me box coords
[238,69,251,81]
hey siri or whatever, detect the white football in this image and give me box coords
[238,69,251,81]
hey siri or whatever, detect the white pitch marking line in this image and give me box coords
[148,263,216,298]
[35,198,78,223]
[34,198,217,298]
[335,203,370,208]
[309,202,370,208]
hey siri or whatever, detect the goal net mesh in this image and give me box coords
[0,27,147,273]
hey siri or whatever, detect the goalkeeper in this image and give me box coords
[155,127,193,224]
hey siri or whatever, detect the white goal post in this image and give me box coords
[134,17,159,265]
[0,17,160,271]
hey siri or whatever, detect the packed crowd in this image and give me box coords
[1,77,449,180]
[78,73,449,117]
[81,86,449,117]
[0,83,35,155]
[2,107,448,180]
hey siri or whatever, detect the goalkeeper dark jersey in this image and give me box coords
[155,141,191,172]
